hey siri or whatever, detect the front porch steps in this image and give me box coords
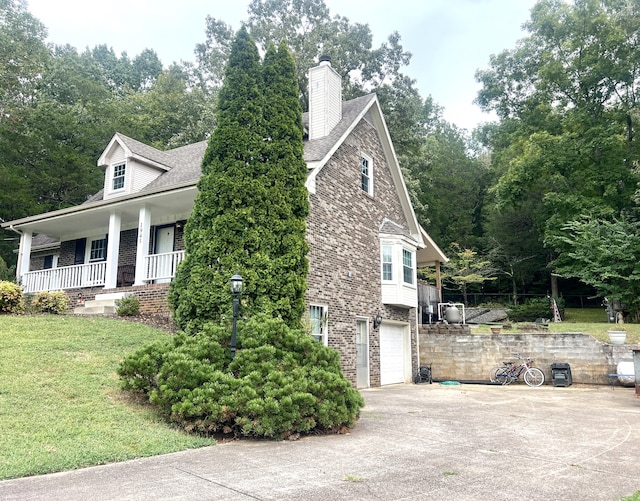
[73,292,131,315]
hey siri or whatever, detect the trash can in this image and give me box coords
[550,363,572,387]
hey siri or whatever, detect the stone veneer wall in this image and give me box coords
[419,326,638,385]
[306,117,418,387]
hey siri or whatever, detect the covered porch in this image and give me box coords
[5,185,196,294]
[19,251,185,293]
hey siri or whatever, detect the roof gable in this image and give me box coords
[4,95,427,253]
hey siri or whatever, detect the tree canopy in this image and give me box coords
[6,0,636,309]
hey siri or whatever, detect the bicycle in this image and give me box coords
[489,354,545,387]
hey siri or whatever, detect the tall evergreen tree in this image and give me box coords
[260,41,309,325]
[169,29,309,331]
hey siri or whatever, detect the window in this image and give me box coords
[309,304,328,344]
[382,245,393,281]
[403,249,414,284]
[112,163,126,190]
[89,238,107,262]
[361,154,372,195]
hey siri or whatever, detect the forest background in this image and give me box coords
[2,0,640,314]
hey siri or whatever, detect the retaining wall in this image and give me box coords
[419,326,639,385]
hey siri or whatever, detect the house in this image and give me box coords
[2,57,447,388]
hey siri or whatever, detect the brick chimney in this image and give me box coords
[308,55,342,140]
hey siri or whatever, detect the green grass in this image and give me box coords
[0,315,214,480]
[472,308,640,344]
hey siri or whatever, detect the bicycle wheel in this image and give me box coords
[524,367,545,387]
[489,367,503,382]
[494,367,510,385]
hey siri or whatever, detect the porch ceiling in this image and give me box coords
[6,186,197,241]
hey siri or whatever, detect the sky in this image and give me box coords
[26,0,538,131]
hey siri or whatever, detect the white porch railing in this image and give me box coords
[20,251,186,293]
[144,250,185,282]
[21,262,107,293]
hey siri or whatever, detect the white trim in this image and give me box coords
[356,316,370,389]
[134,206,152,286]
[360,152,373,196]
[104,212,121,289]
[309,304,329,346]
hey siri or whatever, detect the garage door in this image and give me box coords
[380,324,407,385]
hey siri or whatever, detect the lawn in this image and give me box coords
[0,315,213,480]
[472,307,640,344]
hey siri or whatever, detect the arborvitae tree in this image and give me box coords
[127,37,364,438]
[260,41,309,326]
[169,26,265,332]
[169,31,309,331]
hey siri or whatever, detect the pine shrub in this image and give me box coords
[0,281,24,314]
[31,291,69,314]
[118,315,364,438]
[115,295,140,316]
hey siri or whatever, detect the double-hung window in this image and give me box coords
[361,154,373,195]
[382,245,393,281]
[89,238,107,262]
[112,163,126,190]
[309,304,328,345]
[403,249,414,284]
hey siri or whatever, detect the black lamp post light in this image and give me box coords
[230,273,243,361]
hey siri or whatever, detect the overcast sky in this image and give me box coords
[26,0,538,131]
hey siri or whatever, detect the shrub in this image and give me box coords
[0,281,24,314]
[31,291,69,314]
[506,297,565,322]
[118,314,364,438]
[116,295,140,316]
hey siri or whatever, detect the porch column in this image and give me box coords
[435,261,442,302]
[104,211,121,289]
[134,206,151,286]
[16,231,33,283]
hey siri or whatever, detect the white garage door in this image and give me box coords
[380,324,407,385]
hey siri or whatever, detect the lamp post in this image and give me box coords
[230,273,243,361]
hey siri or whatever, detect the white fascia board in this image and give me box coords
[97,134,130,168]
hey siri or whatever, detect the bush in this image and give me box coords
[116,295,140,316]
[0,281,24,314]
[31,291,69,314]
[118,314,364,438]
[506,297,565,322]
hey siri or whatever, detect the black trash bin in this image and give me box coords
[550,363,572,387]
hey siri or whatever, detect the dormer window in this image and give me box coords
[112,163,126,190]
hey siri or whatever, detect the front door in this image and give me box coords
[356,318,369,388]
[154,225,175,283]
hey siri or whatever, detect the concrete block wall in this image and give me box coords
[419,328,639,385]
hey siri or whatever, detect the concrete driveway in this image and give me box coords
[1,383,639,500]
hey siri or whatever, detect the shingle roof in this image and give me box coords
[117,134,175,169]
[302,94,376,163]
[141,141,208,191]
[379,218,414,239]
[87,94,375,202]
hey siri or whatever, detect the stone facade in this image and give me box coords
[307,118,417,387]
